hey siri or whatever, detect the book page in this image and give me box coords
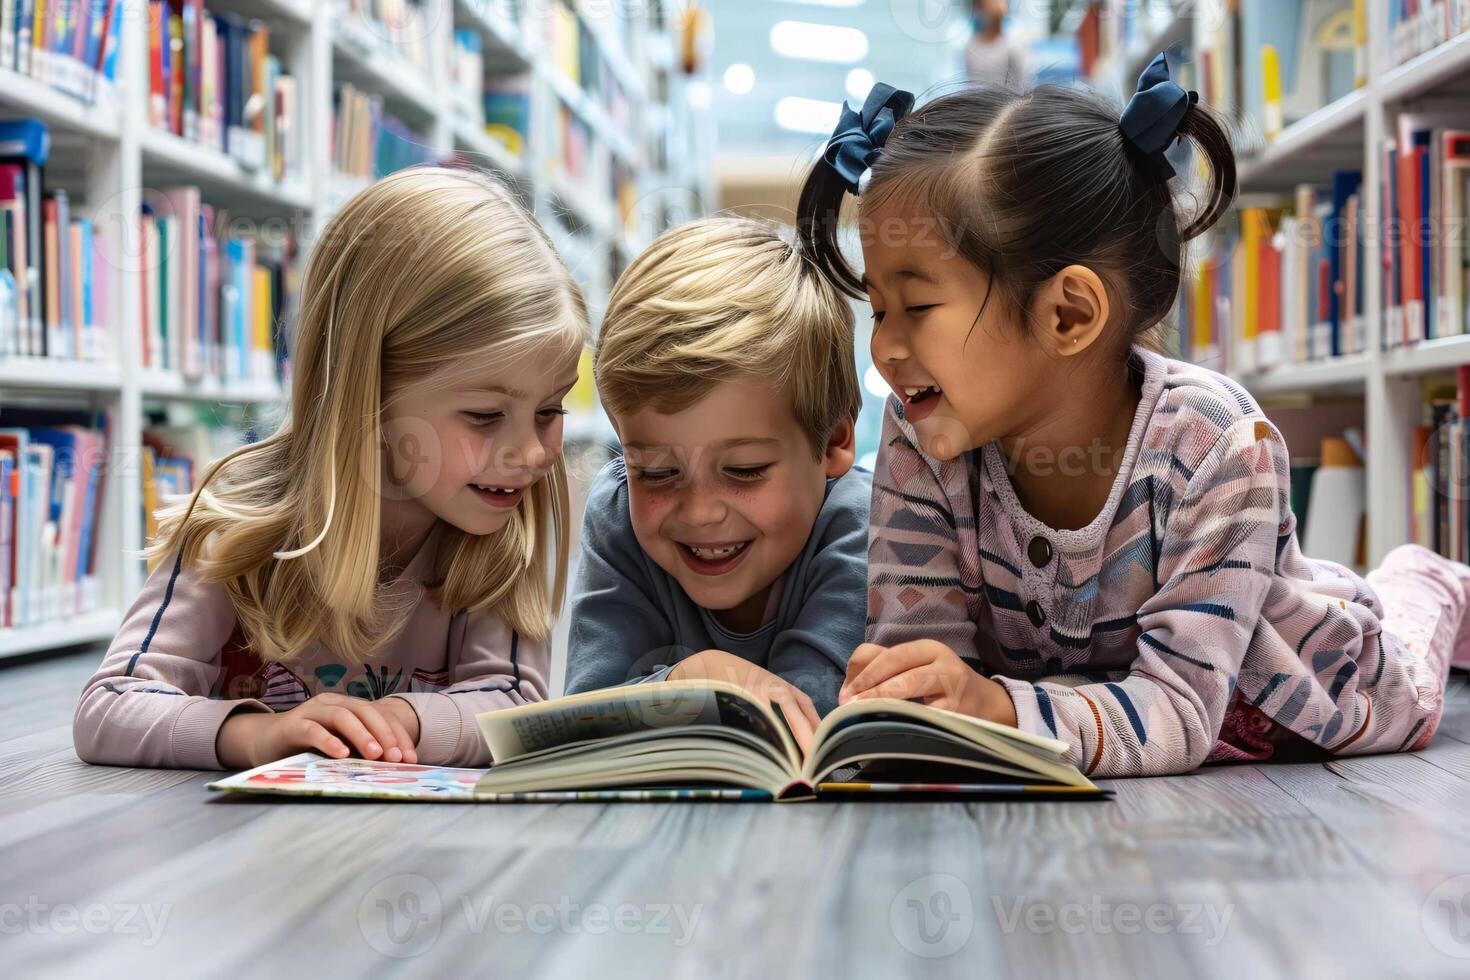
[477,681,799,771]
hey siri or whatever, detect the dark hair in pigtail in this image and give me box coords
[795,162,863,299]
[1174,101,1237,242]
[791,53,1239,355]
[795,83,916,299]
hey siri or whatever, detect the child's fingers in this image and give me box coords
[314,705,384,760]
[772,692,817,756]
[792,688,820,732]
[846,665,955,703]
[298,719,350,759]
[840,643,936,703]
[342,702,404,760]
[383,715,417,764]
[843,643,887,683]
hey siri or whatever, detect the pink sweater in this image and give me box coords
[74,527,548,769]
[867,348,1461,776]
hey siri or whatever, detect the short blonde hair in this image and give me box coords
[596,216,859,454]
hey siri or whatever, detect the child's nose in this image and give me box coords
[872,324,911,365]
[678,488,728,526]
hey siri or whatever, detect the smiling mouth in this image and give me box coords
[470,483,527,508]
[677,540,752,575]
[685,542,747,560]
[902,384,941,406]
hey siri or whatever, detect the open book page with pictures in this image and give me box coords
[210,681,1108,802]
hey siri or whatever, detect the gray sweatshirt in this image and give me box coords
[564,457,871,716]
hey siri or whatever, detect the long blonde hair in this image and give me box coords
[149,166,587,664]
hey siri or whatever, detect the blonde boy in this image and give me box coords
[565,217,869,748]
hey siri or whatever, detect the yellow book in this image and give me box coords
[1241,208,1263,347]
[1353,0,1367,89]
[253,267,272,377]
[141,447,159,569]
[1193,258,1212,356]
[1261,45,1283,141]
[30,0,47,78]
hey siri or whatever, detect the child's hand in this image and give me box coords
[838,640,1018,726]
[217,693,421,770]
[669,650,821,756]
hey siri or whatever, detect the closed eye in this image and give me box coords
[906,304,937,316]
[726,465,771,482]
[635,469,679,485]
[464,411,504,425]
[537,407,569,422]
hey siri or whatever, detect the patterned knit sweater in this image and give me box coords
[867,347,1443,777]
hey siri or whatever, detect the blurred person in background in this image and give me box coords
[964,0,1029,87]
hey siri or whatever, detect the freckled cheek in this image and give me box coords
[627,490,676,544]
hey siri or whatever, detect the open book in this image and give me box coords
[209,680,1107,802]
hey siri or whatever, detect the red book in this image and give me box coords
[1259,236,1281,338]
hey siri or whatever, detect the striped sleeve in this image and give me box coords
[73,552,268,770]
[865,398,983,661]
[993,418,1283,776]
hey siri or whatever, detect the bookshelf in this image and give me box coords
[0,0,712,661]
[1082,0,1470,568]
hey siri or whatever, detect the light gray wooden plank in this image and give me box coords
[7,654,1470,975]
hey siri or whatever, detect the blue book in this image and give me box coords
[74,437,101,586]
[78,218,93,352]
[26,428,74,529]
[102,0,121,81]
[1326,170,1362,358]
[224,237,249,377]
[83,0,107,71]
[0,452,13,625]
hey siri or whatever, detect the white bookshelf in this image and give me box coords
[0,0,710,661]
[1090,3,1470,568]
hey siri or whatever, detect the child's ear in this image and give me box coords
[822,414,856,479]
[1033,264,1110,356]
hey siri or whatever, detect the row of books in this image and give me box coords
[337,0,433,78]
[1,119,112,361]
[137,186,296,383]
[146,1,300,182]
[483,77,531,160]
[1381,113,1470,347]
[448,30,532,163]
[539,0,630,133]
[1389,3,1470,67]
[1413,366,1470,562]
[141,423,242,548]
[331,83,435,182]
[1177,172,1366,375]
[1075,0,1182,79]
[0,411,107,628]
[0,0,121,104]
[1184,0,1365,153]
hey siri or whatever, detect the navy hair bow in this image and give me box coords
[1119,52,1198,181]
[823,83,915,195]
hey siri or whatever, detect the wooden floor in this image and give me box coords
[8,652,1470,977]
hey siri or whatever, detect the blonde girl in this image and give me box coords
[76,166,587,770]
